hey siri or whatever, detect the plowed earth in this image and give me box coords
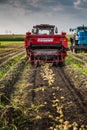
[0,43,87,130]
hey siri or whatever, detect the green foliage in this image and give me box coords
[0,54,24,79]
[0,41,23,46]
[66,55,87,76]
[0,124,17,130]
[0,35,25,41]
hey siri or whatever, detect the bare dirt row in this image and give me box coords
[0,43,25,63]
[0,43,23,54]
[0,56,26,103]
[0,42,87,130]
[53,67,87,123]
[0,61,87,129]
[0,46,23,57]
[0,49,25,64]
[64,62,87,108]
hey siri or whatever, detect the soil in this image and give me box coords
[0,45,87,130]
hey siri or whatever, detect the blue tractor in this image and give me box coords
[69,25,87,52]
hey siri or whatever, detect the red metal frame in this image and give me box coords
[24,24,68,64]
[29,51,67,63]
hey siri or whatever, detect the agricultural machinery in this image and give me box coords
[70,25,87,52]
[24,24,68,66]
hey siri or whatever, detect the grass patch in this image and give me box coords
[66,55,87,76]
[72,63,87,75]
[0,41,23,46]
[0,54,24,79]
[0,34,25,41]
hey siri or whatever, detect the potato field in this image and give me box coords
[0,40,87,130]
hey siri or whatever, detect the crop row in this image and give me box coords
[0,56,26,103]
[66,53,87,76]
[0,41,87,129]
[69,52,87,62]
[0,34,25,41]
[0,43,24,55]
[0,52,25,80]
[0,49,25,64]
[0,63,87,129]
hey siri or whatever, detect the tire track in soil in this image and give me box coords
[1,63,87,129]
[64,64,87,106]
[30,65,55,105]
[10,64,44,107]
[28,66,46,105]
[26,65,58,130]
[10,62,31,109]
[7,64,46,130]
[52,66,87,124]
[24,64,87,129]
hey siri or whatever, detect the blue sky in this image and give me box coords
[0,0,87,34]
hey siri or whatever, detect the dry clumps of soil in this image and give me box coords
[64,63,87,107]
[0,43,87,130]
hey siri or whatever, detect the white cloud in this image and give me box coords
[52,5,63,12]
[74,0,81,8]
[29,0,39,7]
[73,0,87,9]
[0,0,87,34]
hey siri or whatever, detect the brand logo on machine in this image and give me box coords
[38,38,53,42]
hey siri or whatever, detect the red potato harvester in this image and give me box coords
[24,24,68,66]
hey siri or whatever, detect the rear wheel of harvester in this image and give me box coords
[26,52,29,59]
[53,60,58,67]
[29,55,34,65]
[59,61,65,67]
[34,60,40,67]
[58,57,65,67]
[26,48,30,59]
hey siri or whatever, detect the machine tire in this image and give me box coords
[59,61,65,67]
[35,60,39,67]
[53,60,58,67]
